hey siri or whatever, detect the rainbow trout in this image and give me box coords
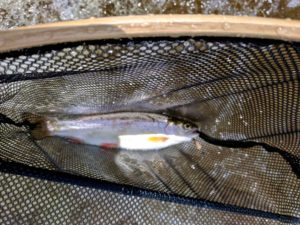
[26,112,198,150]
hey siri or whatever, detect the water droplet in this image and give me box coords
[276,27,289,38]
[243,121,248,126]
[215,118,220,123]
[223,22,231,30]
[76,45,83,51]
[209,190,216,196]
[191,165,196,170]
[183,41,190,47]
[70,51,77,57]
[222,173,229,178]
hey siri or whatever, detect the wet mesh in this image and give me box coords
[0,38,299,224]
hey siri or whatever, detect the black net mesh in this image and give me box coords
[0,38,299,224]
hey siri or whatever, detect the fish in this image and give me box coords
[25,112,199,151]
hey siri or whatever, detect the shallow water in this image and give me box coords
[0,0,299,29]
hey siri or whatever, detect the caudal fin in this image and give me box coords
[23,113,50,140]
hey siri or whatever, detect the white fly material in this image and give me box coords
[118,134,192,150]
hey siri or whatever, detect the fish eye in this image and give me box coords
[183,123,191,129]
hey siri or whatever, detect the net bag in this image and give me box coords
[0,15,299,224]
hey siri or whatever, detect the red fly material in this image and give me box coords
[100,143,119,150]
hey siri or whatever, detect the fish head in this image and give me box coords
[166,117,199,138]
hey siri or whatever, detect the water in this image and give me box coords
[0,0,299,29]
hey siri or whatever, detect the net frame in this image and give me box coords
[0,15,300,224]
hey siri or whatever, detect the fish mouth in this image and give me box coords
[186,129,200,138]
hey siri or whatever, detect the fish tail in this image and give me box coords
[23,113,50,139]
